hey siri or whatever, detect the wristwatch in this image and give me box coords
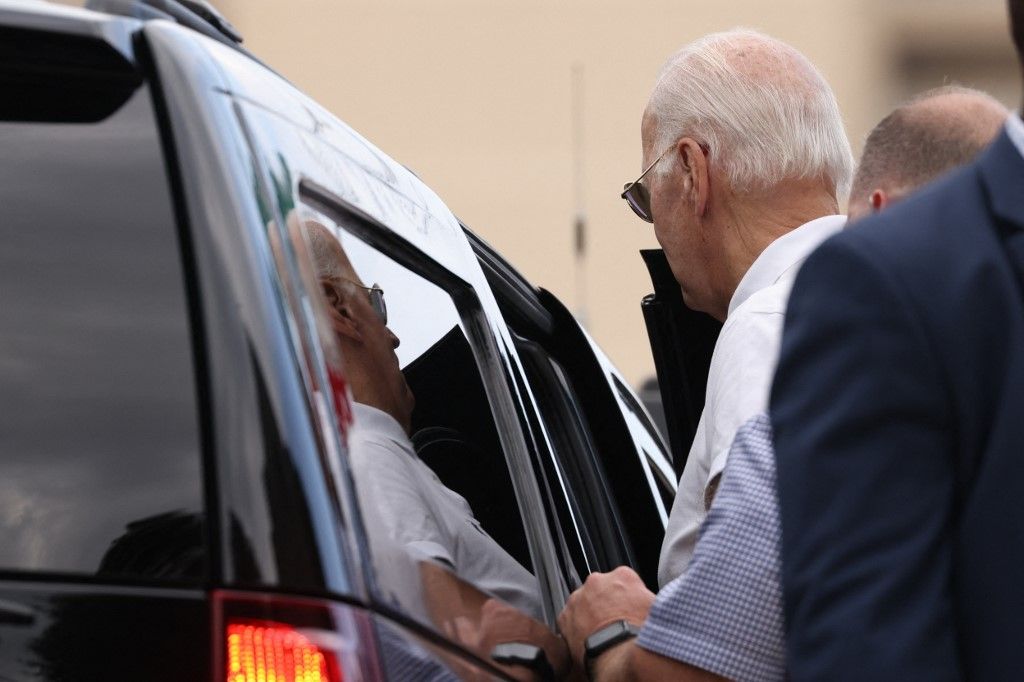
[583,620,640,679]
[491,642,555,682]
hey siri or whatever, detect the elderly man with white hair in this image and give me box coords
[557,29,852,681]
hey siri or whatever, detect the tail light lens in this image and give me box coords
[226,621,337,682]
[215,590,384,682]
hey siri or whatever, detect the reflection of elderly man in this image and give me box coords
[302,221,543,620]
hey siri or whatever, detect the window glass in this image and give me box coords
[512,338,597,583]
[0,85,204,581]
[612,377,674,524]
[295,205,544,623]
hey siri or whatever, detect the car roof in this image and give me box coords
[0,0,140,57]
[3,0,485,285]
[150,20,485,282]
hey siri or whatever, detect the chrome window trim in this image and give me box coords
[300,179,567,625]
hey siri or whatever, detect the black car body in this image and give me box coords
[0,1,675,679]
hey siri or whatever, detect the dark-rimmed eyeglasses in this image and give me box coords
[621,145,675,224]
[332,277,387,325]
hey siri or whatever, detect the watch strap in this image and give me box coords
[583,620,640,679]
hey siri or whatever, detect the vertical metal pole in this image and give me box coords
[572,63,588,328]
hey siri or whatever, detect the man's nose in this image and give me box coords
[386,327,400,349]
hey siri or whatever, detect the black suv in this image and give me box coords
[0,1,676,679]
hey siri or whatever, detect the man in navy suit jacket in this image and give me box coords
[771,2,1024,679]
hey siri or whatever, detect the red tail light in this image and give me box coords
[327,364,353,439]
[214,591,383,682]
[226,620,337,682]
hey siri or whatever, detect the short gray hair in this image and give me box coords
[303,219,347,281]
[850,85,1007,202]
[647,29,854,199]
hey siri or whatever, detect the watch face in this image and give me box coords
[491,642,554,679]
[492,642,543,666]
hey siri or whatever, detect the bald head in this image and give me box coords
[848,86,1008,221]
[644,28,853,197]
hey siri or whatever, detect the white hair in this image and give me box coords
[647,29,854,199]
[302,219,348,282]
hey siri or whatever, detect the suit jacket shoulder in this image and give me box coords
[823,137,1024,465]
[774,130,1024,680]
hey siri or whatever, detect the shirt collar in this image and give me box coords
[727,214,846,317]
[351,401,410,447]
[1005,113,1024,160]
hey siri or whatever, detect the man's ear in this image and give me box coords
[321,281,363,343]
[870,189,889,213]
[321,281,342,309]
[676,137,709,217]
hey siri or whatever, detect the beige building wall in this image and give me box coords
[59,0,1022,388]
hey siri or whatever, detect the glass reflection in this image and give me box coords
[298,218,570,678]
[0,86,203,580]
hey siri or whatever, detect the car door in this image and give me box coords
[147,22,586,679]
[639,248,722,476]
[468,231,677,589]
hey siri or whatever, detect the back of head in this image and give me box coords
[645,28,854,199]
[303,219,356,282]
[849,86,1008,219]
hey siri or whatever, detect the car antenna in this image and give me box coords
[572,62,589,330]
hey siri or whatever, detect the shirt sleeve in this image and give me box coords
[659,308,785,587]
[705,309,785,486]
[638,414,786,682]
[349,434,456,568]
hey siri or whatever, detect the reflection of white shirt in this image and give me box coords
[349,402,542,619]
[658,215,846,587]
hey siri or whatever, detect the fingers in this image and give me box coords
[477,598,572,680]
[558,567,653,669]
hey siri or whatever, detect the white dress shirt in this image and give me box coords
[348,402,543,619]
[1006,113,1024,158]
[657,214,846,587]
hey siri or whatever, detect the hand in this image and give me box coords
[557,567,655,670]
[416,561,574,679]
[458,598,571,681]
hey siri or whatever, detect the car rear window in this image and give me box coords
[0,69,205,582]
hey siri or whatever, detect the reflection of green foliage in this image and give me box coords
[270,152,295,217]
[253,165,272,224]
[253,152,295,225]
